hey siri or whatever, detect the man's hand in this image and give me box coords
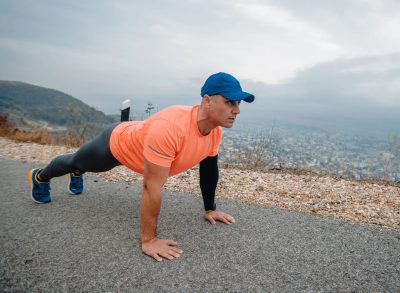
[142,238,183,262]
[204,210,236,225]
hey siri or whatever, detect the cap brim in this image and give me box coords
[223,91,255,103]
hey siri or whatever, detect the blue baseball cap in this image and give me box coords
[200,72,255,103]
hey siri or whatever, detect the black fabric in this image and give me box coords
[39,123,121,181]
[199,155,218,211]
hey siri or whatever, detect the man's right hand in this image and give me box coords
[142,238,183,262]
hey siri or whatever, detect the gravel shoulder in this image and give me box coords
[0,137,399,229]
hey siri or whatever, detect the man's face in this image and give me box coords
[207,95,241,128]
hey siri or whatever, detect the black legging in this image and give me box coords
[38,122,218,211]
[39,123,122,182]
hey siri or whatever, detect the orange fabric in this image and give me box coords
[109,105,222,176]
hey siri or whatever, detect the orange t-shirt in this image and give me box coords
[109,105,222,176]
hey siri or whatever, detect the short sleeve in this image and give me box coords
[143,119,182,167]
[209,127,223,156]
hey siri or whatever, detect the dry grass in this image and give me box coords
[65,125,88,147]
[0,115,85,147]
[0,115,55,145]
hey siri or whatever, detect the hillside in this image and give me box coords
[0,80,115,131]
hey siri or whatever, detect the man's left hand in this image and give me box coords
[204,210,236,225]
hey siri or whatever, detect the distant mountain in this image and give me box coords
[0,81,114,126]
[0,80,121,142]
[0,80,115,127]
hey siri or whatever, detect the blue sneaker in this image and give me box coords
[68,173,84,195]
[28,168,51,204]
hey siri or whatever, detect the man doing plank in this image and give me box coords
[28,72,255,261]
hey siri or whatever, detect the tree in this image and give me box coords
[145,102,155,117]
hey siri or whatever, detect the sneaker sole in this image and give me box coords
[28,169,50,204]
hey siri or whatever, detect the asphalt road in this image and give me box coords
[1,158,399,292]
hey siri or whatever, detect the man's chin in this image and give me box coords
[223,122,234,128]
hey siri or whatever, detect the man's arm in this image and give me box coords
[141,158,182,261]
[199,155,235,225]
[199,155,219,211]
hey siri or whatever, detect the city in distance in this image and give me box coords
[124,104,400,182]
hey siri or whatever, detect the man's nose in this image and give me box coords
[233,103,240,114]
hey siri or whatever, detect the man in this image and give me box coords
[28,72,255,262]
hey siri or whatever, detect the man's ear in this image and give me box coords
[201,95,211,107]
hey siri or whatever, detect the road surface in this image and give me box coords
[1,158,399,292]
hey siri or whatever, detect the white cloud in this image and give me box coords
[0,0,399,119]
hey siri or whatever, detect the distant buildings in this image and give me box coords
[219,127,400,181]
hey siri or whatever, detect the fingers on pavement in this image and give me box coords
[158,249,182,261]
[225,215,235,224]
[206,215,217,225]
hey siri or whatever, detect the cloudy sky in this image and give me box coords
[1,0,399,134]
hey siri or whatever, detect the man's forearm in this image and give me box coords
[140,186,162,243]
[199,155,219,211]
